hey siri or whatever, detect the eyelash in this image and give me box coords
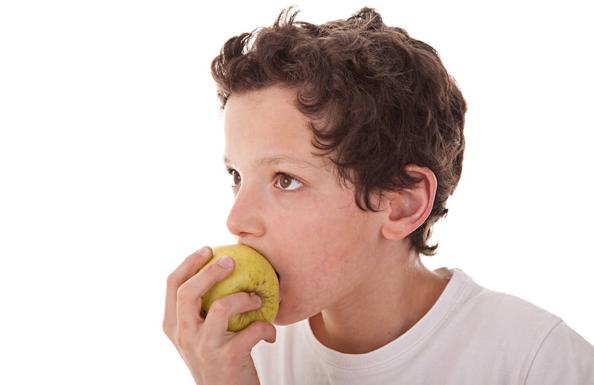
[225,167,303,192]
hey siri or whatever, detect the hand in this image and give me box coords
[163,246,276,385]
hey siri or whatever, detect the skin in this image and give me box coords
[222,84,452,354]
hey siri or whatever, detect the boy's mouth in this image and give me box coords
[275,271,282,302]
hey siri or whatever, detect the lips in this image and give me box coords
[275,271,282,302]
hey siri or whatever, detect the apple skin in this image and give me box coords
[200,244,280,332]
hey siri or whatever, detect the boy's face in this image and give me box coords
[223,85,388,325]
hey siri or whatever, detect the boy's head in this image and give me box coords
[211,6,467,260]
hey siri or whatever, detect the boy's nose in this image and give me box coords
[226,190,266,238]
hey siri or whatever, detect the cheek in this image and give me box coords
[272,194,375,318]
[298,211,370,289]
[274,194,374,271]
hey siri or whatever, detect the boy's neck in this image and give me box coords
[308,254,452,354]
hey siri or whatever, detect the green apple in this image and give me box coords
[200,244,280,332]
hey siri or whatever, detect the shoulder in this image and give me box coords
[452,285,594,383]
[447,268,562,336]
[460,287,562,335]
[446,282,562,363]
[523,320,594,384]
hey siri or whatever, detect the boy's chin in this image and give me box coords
[272,304,312,326]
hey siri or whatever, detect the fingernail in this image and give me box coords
[198,246,210,256]
[217,255,234,269]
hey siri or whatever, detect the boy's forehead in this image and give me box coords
[223,154,317,168]
[223,118,313,161]
[224,100,320,166]
[222,87,335,171]
[224,98,305,135]
[222,151,337,178]
[229,85,297,105]
[223,87,311,134]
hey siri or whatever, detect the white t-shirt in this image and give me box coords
[252,267,594,385]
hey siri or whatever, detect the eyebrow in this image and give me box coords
[223,155,316,168]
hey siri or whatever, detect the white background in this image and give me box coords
[1,0,592,383]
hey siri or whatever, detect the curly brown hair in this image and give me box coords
[210,6,467,257]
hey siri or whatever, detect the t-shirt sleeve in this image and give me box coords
[524,320,594,385]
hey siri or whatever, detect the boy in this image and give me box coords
[163,6,594,384]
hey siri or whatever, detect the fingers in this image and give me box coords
[163,246,276,371]
[202,291,263,336]
[233,320,277,348]
[163,246,212,337]
[176,255,236,341]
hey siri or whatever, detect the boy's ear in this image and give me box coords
[379,164,438,241]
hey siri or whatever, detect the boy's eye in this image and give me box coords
[225,168,303,192]
[274,173,303,191]
[227,167,241,187]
